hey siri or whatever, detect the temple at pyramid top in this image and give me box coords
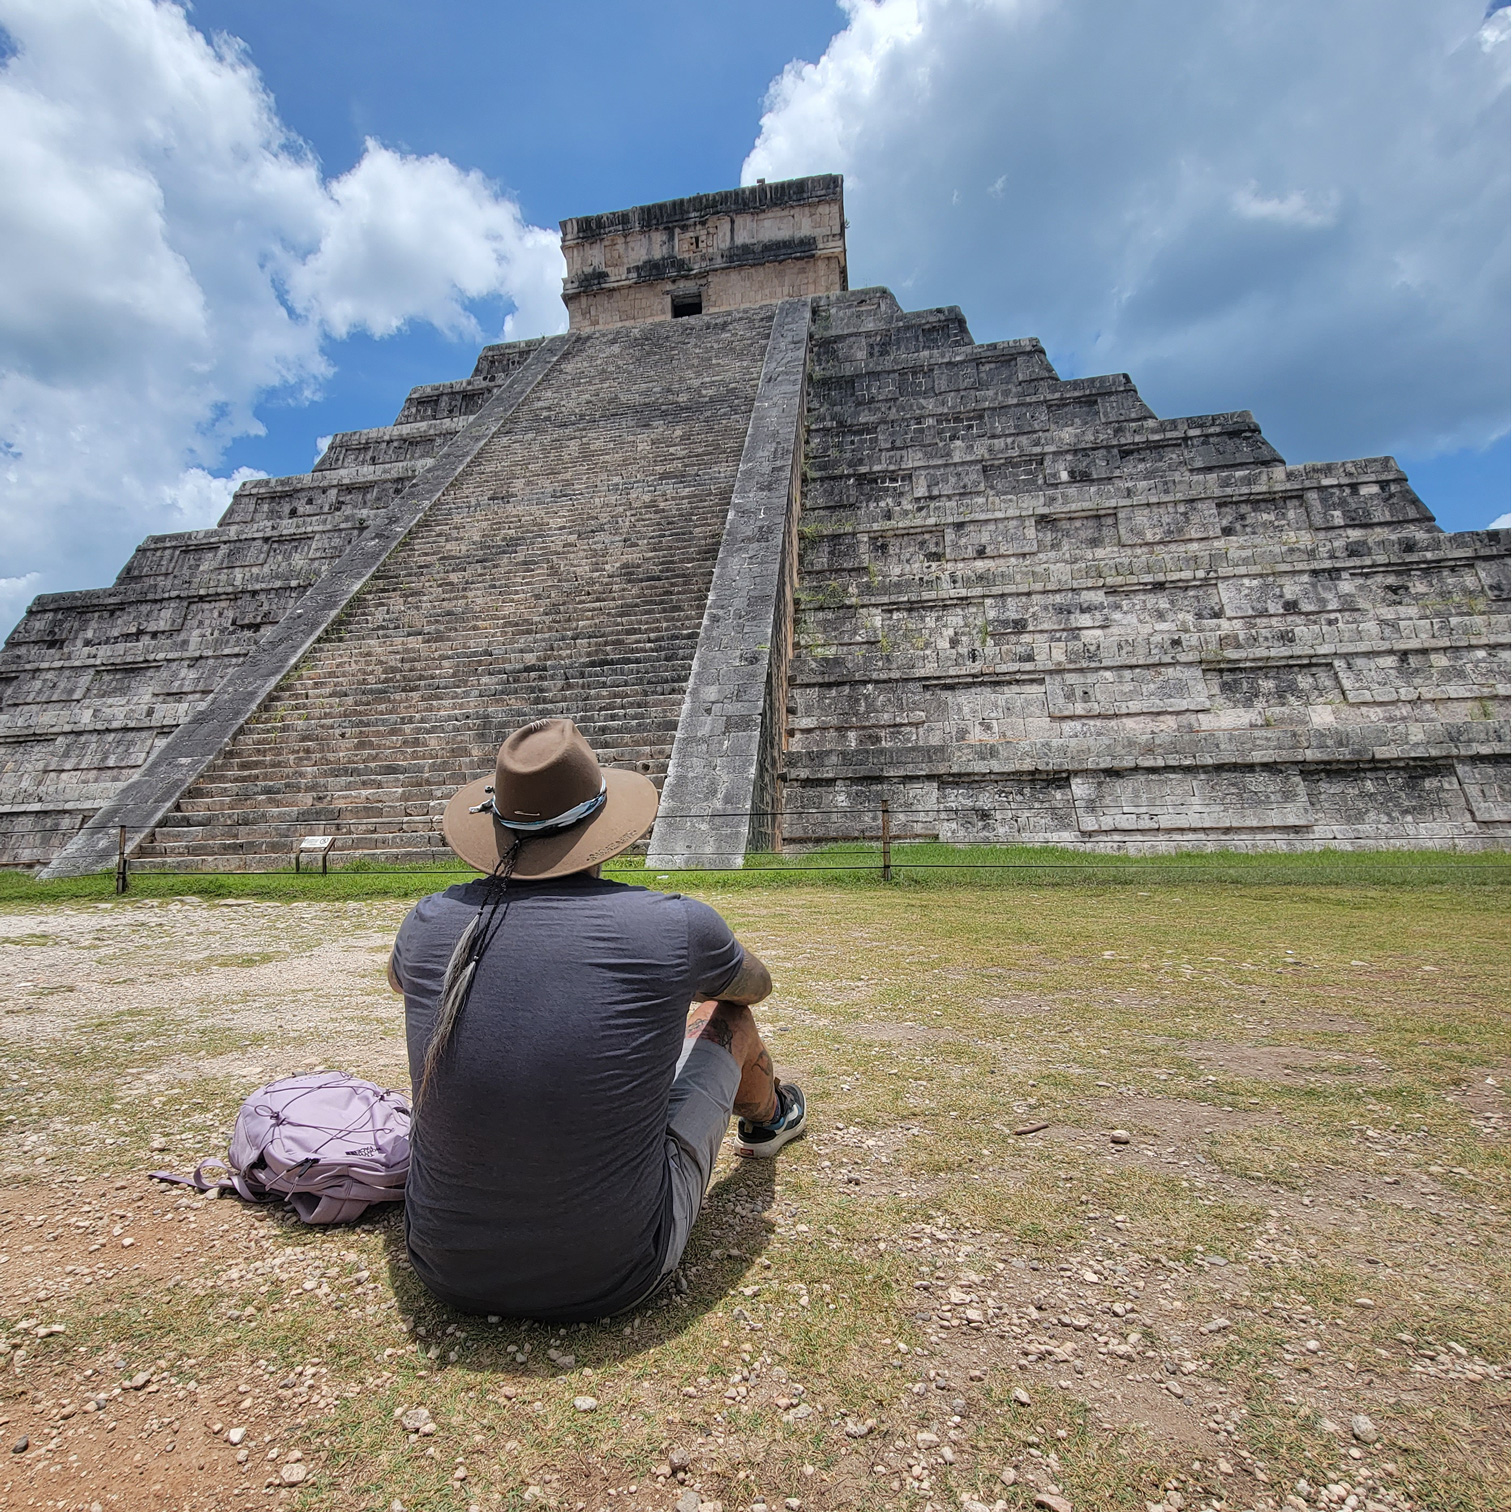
[559,174,848,329]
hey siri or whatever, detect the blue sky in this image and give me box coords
[0,0,1506,637]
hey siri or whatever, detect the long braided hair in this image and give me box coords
[416,844,520,1108]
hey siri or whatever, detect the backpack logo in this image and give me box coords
[345,1145,379,1157]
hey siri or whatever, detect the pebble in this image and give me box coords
[11,1436,27,1454]
[1351,1413,1379,1444]
[226,1427,247,1445]
[398,1406,434,1434]
[1013,1122,1050,1136]
[669,1447,691,1473]
[1034,1495,1073,1512]
[1012,1387,1031,1406]
[279,1463,308,1485]
[1000,1466,1018,1484]
[573,1396,598,1412]
[1110,1130,1131,1145]
[676,1492,700,1512]
[126,1371,151,1390]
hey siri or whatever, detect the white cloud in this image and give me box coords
[746,0,1509,480]
[0,0,566,638]
[163,465,268,529]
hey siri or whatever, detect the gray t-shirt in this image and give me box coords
[391,875,744,1321]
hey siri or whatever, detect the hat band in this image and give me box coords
[472,778,607,835]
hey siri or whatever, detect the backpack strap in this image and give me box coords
[148,1158,258,1200]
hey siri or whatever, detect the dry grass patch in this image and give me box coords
[0,880,1505,1512]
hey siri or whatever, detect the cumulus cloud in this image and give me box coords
[0,0,565,637]
[745,0,1509,477]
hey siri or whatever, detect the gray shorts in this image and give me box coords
[650,1035,741,1293]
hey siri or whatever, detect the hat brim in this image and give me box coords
[441,766,660,879]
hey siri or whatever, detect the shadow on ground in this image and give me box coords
[372,1156,778,1378]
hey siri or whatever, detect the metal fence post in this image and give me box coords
[881,798,892,882]
[115,826,129,896]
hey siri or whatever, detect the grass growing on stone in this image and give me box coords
[0,881,1505,1512]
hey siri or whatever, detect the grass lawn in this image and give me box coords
[0,862,1506,1512]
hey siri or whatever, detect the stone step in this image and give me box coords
[133,307,778,866]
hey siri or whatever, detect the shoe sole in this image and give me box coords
[733,1113,807,1160]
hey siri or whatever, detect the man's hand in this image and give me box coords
[715,948,772,1006]
[386,954,403,995]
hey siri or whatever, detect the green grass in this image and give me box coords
[1,842,1503,906]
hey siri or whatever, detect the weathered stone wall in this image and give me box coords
[785,289,1509,852]
[647,298,811,868]
[562,176,846,331]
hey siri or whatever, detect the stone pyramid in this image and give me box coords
[1,175,1505,876]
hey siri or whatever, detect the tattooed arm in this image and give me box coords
[714,947,772,1006]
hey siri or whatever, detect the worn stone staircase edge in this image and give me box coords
[40,335,573,878]
[647,298,811,869]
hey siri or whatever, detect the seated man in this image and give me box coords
[387,717,805,1321]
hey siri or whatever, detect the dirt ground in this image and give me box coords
[0,883,1505,1512]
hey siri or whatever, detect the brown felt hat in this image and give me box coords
[441,718,659,879]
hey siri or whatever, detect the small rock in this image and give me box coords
[1034,1495,1073,1512]
[1000,1466,1018,1484]
[573,1396,598,1412]
[11,1436,28,1454]
[1109,1129,1131,1145]
[126,1371,151,1390]
[915,1430,940,1447]
[226,1427,247,1445]
[452,1466,468,1482]
[398,1406,433,1433]
[785,1501,802,1511]
[676,1492,700,1512]
[1012,1387,1031,1406]
[1200,1318,1232,1334]
[1013,1122,1050,1136]
[1351,1413,1379,1444]
[668,1447,691,1473]
[121,1236,135,1248]
[150,1137,168,1152]
[279,1463,307,1485]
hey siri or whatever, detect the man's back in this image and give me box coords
[393,873,742,1320]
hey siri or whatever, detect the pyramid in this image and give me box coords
[1,175,1505,876]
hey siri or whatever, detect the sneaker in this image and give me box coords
[735,1081,807,1159]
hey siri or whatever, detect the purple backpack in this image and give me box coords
[152,1072,411,1224]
